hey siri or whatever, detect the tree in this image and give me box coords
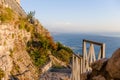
[27,11,35,24]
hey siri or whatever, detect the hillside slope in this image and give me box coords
[0,5,73,80]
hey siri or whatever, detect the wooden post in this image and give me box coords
[80,57,83,73]
[83,41,87,72]
[78,58,80,80]
[80,58,82,80]
[74,57,76,80]
[76,57,78,80]
[72,54,75,80]
[101,43,105,58]
[98,49,101,59]
[91,44,96,62]
[102,43,105,58]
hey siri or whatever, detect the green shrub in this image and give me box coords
[19,20,25,30]
[0,68,5,79]
[25,24,34,32]
[26,39,50,67]
[56,49,71,64]
[56,42,73,53]
[27,32,73,67]
[52,42,73,64]
[0,7,14,23]
[9,49,14,57]
[52,64,65,69]
[27,11,35,20]
[3,41,6,46]
[28,48,49,67]
[12,34,14,39]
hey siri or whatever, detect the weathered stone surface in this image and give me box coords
[91,58,107,71]
[81,72,89,80]
[0,0,26,17]
[92,75,106,80]
[0,24,38,80]
[106,48,120,79]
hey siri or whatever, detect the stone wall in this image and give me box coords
[0,0,26,17]
[0,23,39,80]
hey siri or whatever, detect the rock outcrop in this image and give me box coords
[0,4,52,79]
[106,48,120,79]
[81,48,120,80]
[0,0,26,17]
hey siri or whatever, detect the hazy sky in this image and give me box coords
[21,0,120,33]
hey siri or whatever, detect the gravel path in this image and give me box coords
[40,68,71,80]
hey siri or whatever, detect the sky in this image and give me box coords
[21,0,120,34]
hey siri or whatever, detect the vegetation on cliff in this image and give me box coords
[0,5,14,23]
[0,5,73,71]
[0,68,4,79]
[26,28,73,67]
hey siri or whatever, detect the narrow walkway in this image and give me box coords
[40,68,71,80]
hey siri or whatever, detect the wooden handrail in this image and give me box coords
[73,53,82,59]
[83,39,103,46]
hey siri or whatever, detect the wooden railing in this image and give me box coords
[71,39,105,80]
[82,39,105,72]
[72,54,82,80]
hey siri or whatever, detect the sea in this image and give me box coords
[52,33,120,58]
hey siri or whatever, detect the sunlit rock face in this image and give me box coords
[106,48,120,79]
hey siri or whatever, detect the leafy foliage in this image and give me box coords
[27,11,35,24]
[27,31,73,67]
[26,33,53,67]
[17,17,34,33]
[52,42,73,64]
[27,11,35,19]
[0,7,14,23]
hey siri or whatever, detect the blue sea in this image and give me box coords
[52,33,120,58]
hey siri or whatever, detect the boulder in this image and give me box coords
[106,48,120,79]
[91,58,107,71]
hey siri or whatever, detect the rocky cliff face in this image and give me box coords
[0,23,39,80]
[0,2,73,80]
[0,5,52,80]
[0,0,26,17]
[81,48,120,80]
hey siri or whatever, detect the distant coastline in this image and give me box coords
[51,32,120,38]
[53,33,120,58]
